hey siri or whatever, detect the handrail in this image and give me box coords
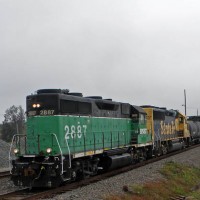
[51,133,66,175]
[118,131,120,147]
[9,134,26,174]
[158,129,162,145]
[93,132,96,152]
[9,133,70,176]
[102,132,104,149]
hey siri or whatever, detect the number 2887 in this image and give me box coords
[40,110,55,115]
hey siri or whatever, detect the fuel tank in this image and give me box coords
[168,139,184,152]
[99,153,132,170]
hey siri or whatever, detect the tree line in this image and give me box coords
[0,105,25,143]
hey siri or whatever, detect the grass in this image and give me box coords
[104,161,200,200]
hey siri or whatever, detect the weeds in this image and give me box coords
[104,162,200,200]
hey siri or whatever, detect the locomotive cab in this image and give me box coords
[130,105,152,145]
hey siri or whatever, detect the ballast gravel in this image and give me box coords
[0,139,10,168]
[0,146,200,199]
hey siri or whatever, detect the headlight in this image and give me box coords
[14,148,19,154]
[46,148,52,154]
[32,103,41,108]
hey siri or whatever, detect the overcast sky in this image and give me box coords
[1,0,200,122]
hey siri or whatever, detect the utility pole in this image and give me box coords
[184,89,187,116]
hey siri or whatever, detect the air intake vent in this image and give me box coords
[68,92,83,97]
[37,89,69,94]
[86,96,103,99]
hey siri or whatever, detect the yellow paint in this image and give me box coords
[176,111,189,137]
[86,151,94,156]
[143,108,154,137]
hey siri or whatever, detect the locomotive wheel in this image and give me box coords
[71,170,77,181]
[161,145,168,155]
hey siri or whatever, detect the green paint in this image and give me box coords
[25,115,151,156]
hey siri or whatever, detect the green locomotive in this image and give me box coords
[10,89,152,188]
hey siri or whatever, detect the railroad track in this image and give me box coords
[0,188,48,200]
[0,144,199,200]
[0,170,10,179]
